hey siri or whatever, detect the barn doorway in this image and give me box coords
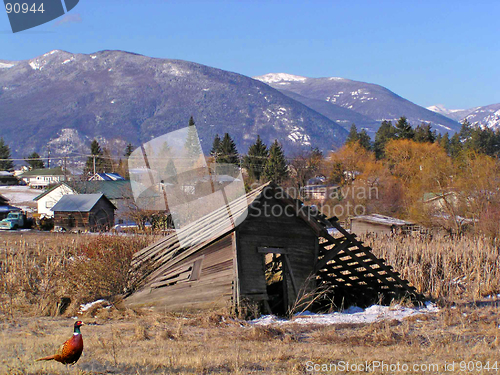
[264,253,287,315]
[260,247,296,316]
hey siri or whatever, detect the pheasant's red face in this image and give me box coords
[75,321,83,327]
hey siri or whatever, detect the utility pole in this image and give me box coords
[47,145,51,169]
[63,157,68,181]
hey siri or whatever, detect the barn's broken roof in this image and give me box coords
[131,182,276,284]
[51,193,115,212]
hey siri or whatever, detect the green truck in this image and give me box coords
[0,212,26,230]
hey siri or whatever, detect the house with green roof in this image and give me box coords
[20,167,68,189]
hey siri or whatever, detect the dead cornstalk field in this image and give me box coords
[1,232,500,374]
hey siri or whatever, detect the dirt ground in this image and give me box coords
[1,301,500,375]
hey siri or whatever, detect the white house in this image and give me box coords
[20,167,68,189]
[33,182,76,218]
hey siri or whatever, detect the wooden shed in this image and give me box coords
[127,183,422,314]
[51,193,116,232]
[350,214,415,236]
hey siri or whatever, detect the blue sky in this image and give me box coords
[1,0,498,109]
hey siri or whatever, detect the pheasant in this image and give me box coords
[37,321,84,365]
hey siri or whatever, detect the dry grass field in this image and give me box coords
[1,232,500,374]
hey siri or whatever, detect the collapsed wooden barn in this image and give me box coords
[126,183,423,314]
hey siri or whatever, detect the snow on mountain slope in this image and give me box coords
[464,103,500,130]
[426,104,478,122]
[0,51,347,157]
[255,73,461,134]
[0,62,15,69]
[256,73,308,84]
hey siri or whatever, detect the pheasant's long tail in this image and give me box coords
[36,355,56,361]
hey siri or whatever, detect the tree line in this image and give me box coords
[346,116,500,159]
[210,133,289,185]
[0,137,45,171]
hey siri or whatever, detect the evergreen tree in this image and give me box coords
[345,124,371,150]
[243,135,268,181]
[458,119,472,142]
[184,116,202,159]
[345,124,359,144]
[158,141,171,159]
[394,116,414,139]
[0,138,13,171]
[217,133,239,165]
[164,158,178,184]
[124,143,134,157]
[85,139,106,174]
[374,120,396,159]
[101,147,114,173]
[262,140,288,183]
[414,123,435,143]
[450,133,462,158]
[358,129,372,150]
[440,133,451,154]
[210,134,222,160]
[25,152,44,169]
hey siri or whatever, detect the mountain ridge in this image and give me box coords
[0,50,348,158]
[254,73,462,135]
[427,103,500,131]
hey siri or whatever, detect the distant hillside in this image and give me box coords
[463,103,500,130]
[426,104,478,122]
[254,73,461,135]
[0,51,347,158]
[427,103,500,131]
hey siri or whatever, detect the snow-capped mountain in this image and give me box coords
[463,103,500,130]
[0,51,347,157]
[254,73,462,135]
[427,103,500,131]
[426,104,478,122]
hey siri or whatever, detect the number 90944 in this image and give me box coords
[5,3,45,14]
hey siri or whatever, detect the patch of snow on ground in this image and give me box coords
[0,62,14,69]
[79,299,106,312]
[251,302,438,326]
[0,186,41,203]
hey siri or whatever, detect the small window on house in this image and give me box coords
[151,257,204,289]
[45,201,54,208]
